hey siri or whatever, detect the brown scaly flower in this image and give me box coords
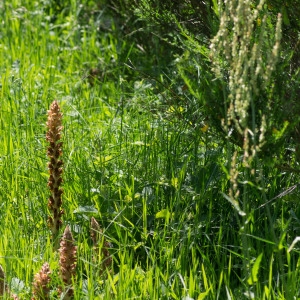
[58,226,77,299]
[46,100,64,243]
[90,217,112,275]
[31,262,51,300]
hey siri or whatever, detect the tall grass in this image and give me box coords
[0,0,299,299]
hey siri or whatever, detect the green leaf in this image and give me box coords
[282,6,290,26]
[247,253,263,285]
[155,209,173,219]
[73,206,98,214]
[212,0,219,16]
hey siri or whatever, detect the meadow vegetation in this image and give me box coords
[0,0,300,299]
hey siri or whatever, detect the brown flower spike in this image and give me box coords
[58,226,77,299]
[32,263,51,300]
[46,101,64,242]
[90,217,112,275]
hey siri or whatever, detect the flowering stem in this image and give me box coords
[58,225,77,299]
[46,100,64,245]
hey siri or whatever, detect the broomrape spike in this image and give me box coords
[90,217,102,246]
[58,225,77,299]
[90,217,112,275]
[46,100,64,243]
[32,263,51,300]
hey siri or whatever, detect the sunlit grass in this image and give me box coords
[0,1,299,299]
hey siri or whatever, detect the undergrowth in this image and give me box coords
[0,0,299,299]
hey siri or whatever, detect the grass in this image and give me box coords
[0,0,300,299]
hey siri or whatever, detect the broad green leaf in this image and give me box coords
[247,253,263,285]
[155,209,173,219]
[198,289,210,300]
